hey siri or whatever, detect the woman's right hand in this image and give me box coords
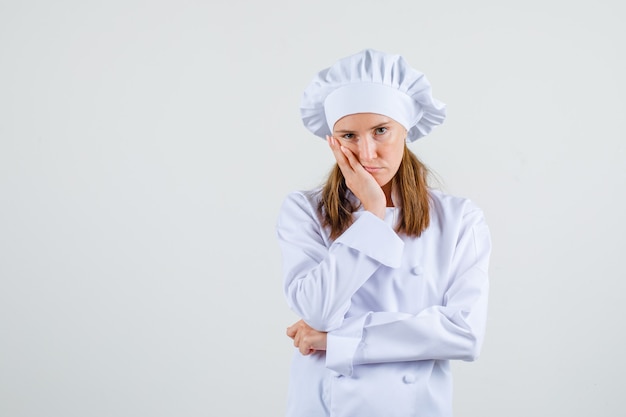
[327,135,386,219]
[286,319,327,356]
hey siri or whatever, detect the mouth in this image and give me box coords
[363,166,382,173]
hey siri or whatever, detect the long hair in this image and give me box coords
[318,146,431,240]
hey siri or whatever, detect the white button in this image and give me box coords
[403,374,417,384]
[411,266,423,275]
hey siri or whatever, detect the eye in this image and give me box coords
[374,127,388,135]
[341,133,356,140]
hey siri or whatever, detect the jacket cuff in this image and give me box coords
[325,313,370,376]
[334,212,404,268]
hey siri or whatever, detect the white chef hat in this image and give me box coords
[300,49,446,142]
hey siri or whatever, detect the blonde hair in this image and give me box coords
[318,146,431,240]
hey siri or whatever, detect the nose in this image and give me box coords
[357,136,377,161]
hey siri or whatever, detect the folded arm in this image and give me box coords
[277,191,404,331]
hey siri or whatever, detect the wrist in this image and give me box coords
[364,205,385,220]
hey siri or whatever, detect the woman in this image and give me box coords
[276,49,491,417]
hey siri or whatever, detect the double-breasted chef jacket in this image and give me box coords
[276,187,491,417]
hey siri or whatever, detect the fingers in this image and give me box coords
[340,143,366,173]
[327,135,369,176]
[286,319,306,341]
[289,324,308,353]
[296,333,313,355]
[286,320,327,355]
[299,332,327,355]
[286,324,297,339]
[327,136,351,171]
[299,341,312,355]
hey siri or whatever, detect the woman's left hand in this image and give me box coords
[286,320,328,355]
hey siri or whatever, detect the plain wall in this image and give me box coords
[1,0,624,416]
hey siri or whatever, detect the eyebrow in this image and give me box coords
[334,123,390,133]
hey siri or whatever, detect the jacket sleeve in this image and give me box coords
[325,204,491,376]
[276,191,405,331]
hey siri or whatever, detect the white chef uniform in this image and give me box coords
[277,187,491,417]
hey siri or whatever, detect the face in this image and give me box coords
[333,113,406,189]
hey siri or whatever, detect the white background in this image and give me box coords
[1,1,624,416]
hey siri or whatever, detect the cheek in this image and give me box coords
[390,145,405,169]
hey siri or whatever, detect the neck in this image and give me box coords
[382,182,394,207]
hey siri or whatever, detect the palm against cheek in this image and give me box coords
[328,136,386,217]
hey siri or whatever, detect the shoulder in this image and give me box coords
[280,187,323,212]
[427,190,491,261]
[428,189,487,227]
[276,187,330,244]
[277,187,324,225]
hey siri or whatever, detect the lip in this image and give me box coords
[363,166,382,173]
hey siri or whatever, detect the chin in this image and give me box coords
[376,178,393,188]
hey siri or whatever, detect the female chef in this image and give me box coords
[276,49,491,417]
